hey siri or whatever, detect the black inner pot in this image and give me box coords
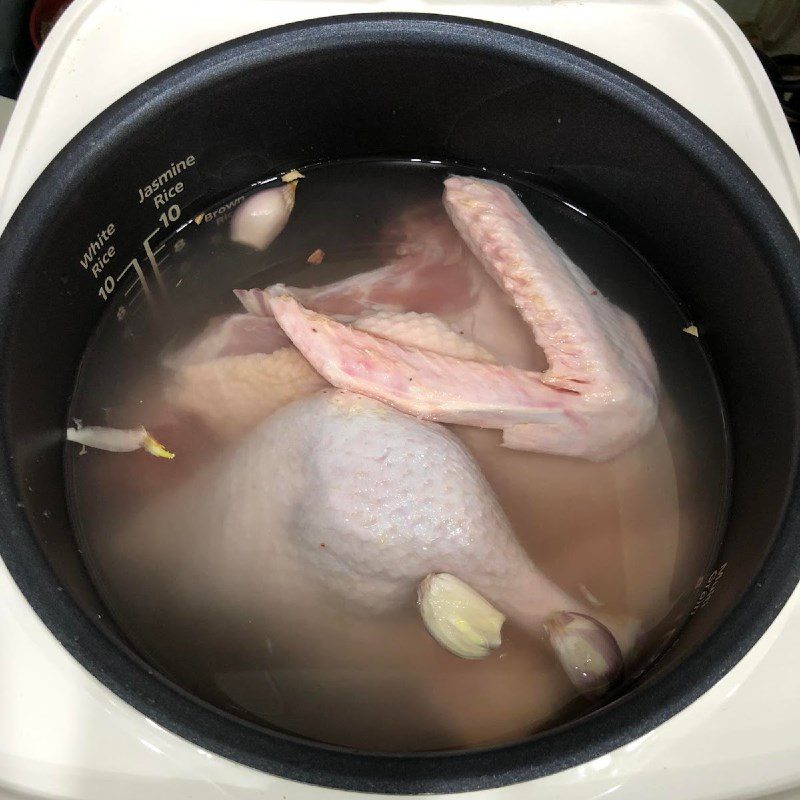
[0,14,799,795]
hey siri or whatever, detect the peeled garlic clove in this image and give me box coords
[417,573,505,659]
[230,182,297,250]
[66,424,174,459]
[544,611,623,696]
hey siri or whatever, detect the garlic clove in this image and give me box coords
[544,611,623,696]
[66,424,174,459]
[140,430,176,459]
[230,182,297,251]
[417,573,505,659]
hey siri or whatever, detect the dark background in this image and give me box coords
[0,0,33,99]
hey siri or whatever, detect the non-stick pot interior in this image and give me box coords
[0,15,798,794]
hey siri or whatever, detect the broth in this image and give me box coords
[65,160,728,751]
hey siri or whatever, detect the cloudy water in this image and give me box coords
[65,160,728,751]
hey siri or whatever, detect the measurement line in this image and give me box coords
[151,250,169,294]
[119,258,152,302]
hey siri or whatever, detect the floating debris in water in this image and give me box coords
[578,584,604,607]
[306,248,325,265]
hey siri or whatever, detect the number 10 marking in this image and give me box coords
[97,274,115,300]
[159,204,180,228]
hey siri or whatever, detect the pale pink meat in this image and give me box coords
[163,314,289,369]
[236,200,542,370]
[267,177,659,461]
[237,204,480,318]
[443,176,657,394]
[165,348,327,438]
[162,309,498,438]
[352,311,497,363]
[100,385,656,744]
[143,176,660,692]
[268,294,571,430]
[117,389,631,671]
[162,315,323,438]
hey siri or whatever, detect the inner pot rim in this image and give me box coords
[0,13,798,795]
